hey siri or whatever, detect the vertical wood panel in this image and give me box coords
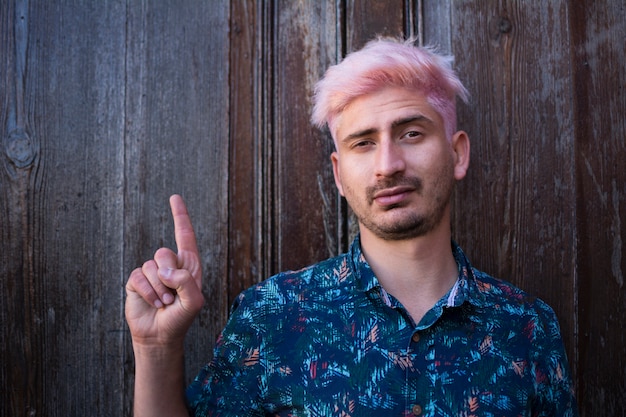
[229,0,261,305]
[122,1,230,407]
[272,1,341,272]
[422,1,452,51]
[449,1,578,371]
[346,0,406,50]
[2,1,127,415]
[569,0,626,414]
[1,1,44,412]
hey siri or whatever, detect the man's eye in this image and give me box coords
[405,131,421,138]
[353,140,372,148]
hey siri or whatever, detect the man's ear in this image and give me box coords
[451,130,470,180]
[331,152,345,196]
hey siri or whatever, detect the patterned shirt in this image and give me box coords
[186,236,578,416]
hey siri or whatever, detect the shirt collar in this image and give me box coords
[349,235,493,308]
[349,234,380,293]
[448,242,493,308]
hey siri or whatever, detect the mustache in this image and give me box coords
[365,176,423,203]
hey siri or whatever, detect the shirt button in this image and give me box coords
[412,404,423,415]
[411,333,420,343]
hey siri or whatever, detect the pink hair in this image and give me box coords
[311,37,469,141]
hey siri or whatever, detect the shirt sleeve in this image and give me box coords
[530,299,579,416]
[185,290,266,417]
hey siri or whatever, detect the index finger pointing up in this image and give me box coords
[169,194,199,256]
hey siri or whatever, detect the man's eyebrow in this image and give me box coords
[341,127,377,142]
[391,114,433,128]
[340,115,434,143]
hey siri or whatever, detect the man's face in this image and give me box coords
[331,86,469,241]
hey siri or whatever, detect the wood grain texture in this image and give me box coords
[422,0,452,51]
[271,0,341,272]
[229,0,261,306]
[569,0,626,414]
[2,1,128,415]
[1,1,229,415]
[347,0,406,50]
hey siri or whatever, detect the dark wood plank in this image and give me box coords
[569,0,626,414]
[422,0,452,51]
[271,1,342,272]
[228,0,262,305]
[0,3,39,414]
[2,1,128,415]
[449,0,578,384]
[122,1,230,407]
[346,0,406,50]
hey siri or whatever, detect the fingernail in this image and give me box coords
[154,299,164,309]
[160,268,174,278]
[162,293,175,305]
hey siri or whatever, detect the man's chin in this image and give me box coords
[365,219,434,241]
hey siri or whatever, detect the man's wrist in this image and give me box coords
[132,339,186,366]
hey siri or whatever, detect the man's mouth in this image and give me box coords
[372,186,414,206]
[367,177,422,206]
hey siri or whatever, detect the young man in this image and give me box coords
[126,38,578,416]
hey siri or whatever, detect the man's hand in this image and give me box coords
[125,194,205,348]
[124,194,202,416]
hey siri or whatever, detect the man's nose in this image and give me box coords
[374,141,406,177]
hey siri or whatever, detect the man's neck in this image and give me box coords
[359,226,459,323]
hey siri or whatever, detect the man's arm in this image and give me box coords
[125,195,205,417]
[131,341,188,416]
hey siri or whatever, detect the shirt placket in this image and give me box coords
[378,286,436,417]
[404,327,435,417]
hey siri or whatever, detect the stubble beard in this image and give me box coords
[355,174,454,241]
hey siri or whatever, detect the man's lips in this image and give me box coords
[372,186,414,206]
[366,177,423,206]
